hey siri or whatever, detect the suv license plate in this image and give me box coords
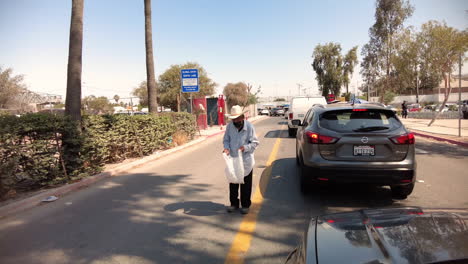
[354,145,375,156]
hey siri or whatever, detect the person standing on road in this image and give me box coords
[223,105,259,215]
[402,101,408,119]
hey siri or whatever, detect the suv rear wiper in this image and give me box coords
[353,126,390,132]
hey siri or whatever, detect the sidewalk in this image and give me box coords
[0,115,267,219]
[401,118,468,146]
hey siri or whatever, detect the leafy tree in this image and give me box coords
[113,94,120,103]
[144,0,158,113]
[383,91,396,104]
[246,83,261,105]
[158,62,216,112]
[223,82,249,108]
[342,46,358,94]
[0,67,27,109]
[132,81,149,107]
[82,95,113,114]
[361,0,414,98]
[418,21,468,126]
[312,42,344,96]
[65,0,84,124]
[274,98,286,102]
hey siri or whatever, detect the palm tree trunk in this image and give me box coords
[144,0,158,114]
[65,0,84,124]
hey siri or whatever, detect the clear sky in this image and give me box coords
[0,0,466,99]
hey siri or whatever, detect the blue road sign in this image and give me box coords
[181,69,199,92]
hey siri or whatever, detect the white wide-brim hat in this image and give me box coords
[227,105,247,119]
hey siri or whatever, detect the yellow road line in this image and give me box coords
[225,129,283,264]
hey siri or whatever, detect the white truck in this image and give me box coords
[287,96,327,137]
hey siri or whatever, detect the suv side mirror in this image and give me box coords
[292,120,301,126]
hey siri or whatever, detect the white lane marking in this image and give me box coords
[416,148,429,154]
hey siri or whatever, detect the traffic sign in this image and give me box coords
[181,69,199,92]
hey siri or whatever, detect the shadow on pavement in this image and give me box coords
[164,201,226,216]
[265,130,290,139]
[0,173,239,264]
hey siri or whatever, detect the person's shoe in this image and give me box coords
[226,206,238,213]
[240,208,250,215]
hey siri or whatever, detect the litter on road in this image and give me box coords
[41,196,58,202]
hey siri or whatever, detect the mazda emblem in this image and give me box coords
[361,137,369,144]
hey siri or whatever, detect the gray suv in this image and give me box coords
[294,103,416,199]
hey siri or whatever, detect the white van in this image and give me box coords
[287,96,327,136]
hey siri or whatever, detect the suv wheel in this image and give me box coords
[288,127,296,137]
[391,183,414,199]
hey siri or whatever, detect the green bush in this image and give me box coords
[0,112,196,199]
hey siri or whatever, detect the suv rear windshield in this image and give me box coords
[319,109,402,133]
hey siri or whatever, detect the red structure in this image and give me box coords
[193,98,208,130]
[217,95,225,126]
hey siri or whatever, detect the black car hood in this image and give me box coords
[315,207,468,264]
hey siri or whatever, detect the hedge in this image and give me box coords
[0,112,196,199]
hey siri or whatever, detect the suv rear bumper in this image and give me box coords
[301,166,415,186]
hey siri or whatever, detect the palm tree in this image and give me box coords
[65,0,84,123]
[144,0,158,113]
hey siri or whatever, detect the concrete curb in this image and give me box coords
[411,130,468,148]
[0,116,267,219]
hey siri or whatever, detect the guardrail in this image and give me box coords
[408,111,461,119]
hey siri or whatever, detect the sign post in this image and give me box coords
[181,69,199,113]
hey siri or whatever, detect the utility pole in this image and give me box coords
[416,64,419,104]
[297,83,303,96]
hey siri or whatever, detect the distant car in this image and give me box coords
[272,108,284,116]
[294,103,416,199]
[286,207,468,264]
[408,103,421,112]
[288,96,327,137]
[260,109,270,116]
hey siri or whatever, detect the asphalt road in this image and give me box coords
[1,116,467,264]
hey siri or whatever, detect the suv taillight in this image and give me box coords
[390,133,415,144]
[289,113,293,119]
[305,131,339,144]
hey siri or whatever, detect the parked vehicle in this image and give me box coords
[272,108,285,116]
[408,103,421,112]
[294,103,416,198]
[285,207,468,264]
[260,109,270,116]
[288,96,327,137]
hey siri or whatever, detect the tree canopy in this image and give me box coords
[223,82,249,108]
[0,67,27,109]
[312,43,358,96]
[132,81,150,107]
[361,0,414,97]
[342,46,359,93]
[312,43,343,96]
[82,95,113,114]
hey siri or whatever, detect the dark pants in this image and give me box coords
[229,170,253,208]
